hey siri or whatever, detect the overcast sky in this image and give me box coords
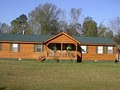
[0,0,120,26]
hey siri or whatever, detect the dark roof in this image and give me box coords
[0,34,53,43]
[74,36,116,45]
[0,33,117,45]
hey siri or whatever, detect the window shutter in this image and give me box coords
[113,46,116,54]
[34,44,36,52]
[86,46,88,53]
[18,44,20,52]
[42,45,44,52]
[0,43,2,51]
[10,43,12,52]
[106,46,108,54]
[1,43,2,51]
[103,46,106,54]
[96,46,98,54]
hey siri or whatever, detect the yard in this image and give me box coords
[0,60,120,90]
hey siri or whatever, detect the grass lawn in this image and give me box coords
[0,60,120,90]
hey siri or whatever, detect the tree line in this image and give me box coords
[0,3,120,44]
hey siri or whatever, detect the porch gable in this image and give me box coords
[44,32,80,44]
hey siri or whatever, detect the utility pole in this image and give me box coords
[23,30,24,35]
[22,24,25,35]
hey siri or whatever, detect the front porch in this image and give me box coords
[46,43,80,60]
[43,32,82,61]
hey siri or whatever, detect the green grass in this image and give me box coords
[0,60,120,90]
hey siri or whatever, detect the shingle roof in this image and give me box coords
[74,36,116,45]
[0,33,117,45]
[0,34,53,43]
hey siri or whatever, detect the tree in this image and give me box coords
[66,23,83,36]
[83,17,98,37]
[58,21,68,32]
[70,8,81,24]
[0,23,11,34]
[109,17,120,44]
[28,3,62,35]
[97,22,107,37]
[97,22,114,40]
[11,14,32,34]
[109,17,120,34]
[67,8,82,36]
[114,33,120,44]
[105,30,114,39]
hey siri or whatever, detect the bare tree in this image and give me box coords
[109,17,120,34]
[28,3,63,35]
[109,17,120,44]
[70,8,81,24]
[98,22,107,37]
[68,8,82,36]
[0,23,12,34]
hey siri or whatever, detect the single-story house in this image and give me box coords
[0,32,117,62]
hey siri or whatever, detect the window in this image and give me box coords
[10,43,20,52]
[107,46,113,54]
[81,46,87,53]
[0,43,2,51]
[34,44,43,52]
[97,46,103,54]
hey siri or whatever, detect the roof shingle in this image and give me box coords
[73,36,116,45]
[0,33,117,45]
[0,34,53,43]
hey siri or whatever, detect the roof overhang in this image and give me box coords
[0,41,43,44]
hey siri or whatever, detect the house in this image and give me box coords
[0,32,117,62]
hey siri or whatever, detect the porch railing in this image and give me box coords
[48,50,75,58]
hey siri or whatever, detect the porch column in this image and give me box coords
[46,43,49,57]
[61,43,63,57]
[76,43,78,59]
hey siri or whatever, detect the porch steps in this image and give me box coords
[37,56,46,61]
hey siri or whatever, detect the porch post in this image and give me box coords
[46,43,49,57]
[61,43,63,57]
[76,43,78,59]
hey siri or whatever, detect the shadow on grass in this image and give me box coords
[0,87,7,90]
